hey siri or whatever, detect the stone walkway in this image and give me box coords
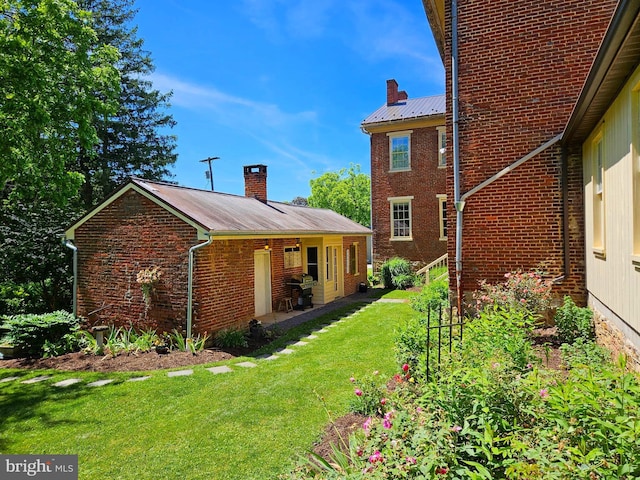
[0,292,382,390]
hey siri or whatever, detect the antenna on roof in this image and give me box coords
[199,156,220,191]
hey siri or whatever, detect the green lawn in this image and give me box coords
[0,301,414,479]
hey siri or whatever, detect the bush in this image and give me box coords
[410,278,449,316]
[380,257,414,290]
[2,310,79,358]
[214,327,248,349]
[554,295,594,344]
[560,337,610,370]
[348,371,389,416]
[472,270,552,321]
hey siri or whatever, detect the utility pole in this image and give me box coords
[199,156,220,191]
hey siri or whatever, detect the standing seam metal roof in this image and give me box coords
[132,178,371,235]
[361,94,446,126]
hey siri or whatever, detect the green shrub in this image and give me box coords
[472,270,552,321]
[0,281,47,316]
[2,310,79,358]
[560,337,610,370]
[348,371,388,416]
[214,327,248,349]
[410,278,449,316]
[380,257,414,290]
[554,295,594,344]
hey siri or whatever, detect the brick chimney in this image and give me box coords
[244,164,268,202]
[386,79,408,105]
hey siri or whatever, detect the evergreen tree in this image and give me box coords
[75,0,177,208]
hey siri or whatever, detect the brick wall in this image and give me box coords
[370,126,447,269]
[444,0,615,304]
[342,236,368,295]
[75,190,196,333]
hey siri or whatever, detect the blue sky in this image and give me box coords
[134,0,444,201]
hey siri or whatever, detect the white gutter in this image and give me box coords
[62,238,78,318]
[186,232,213,339]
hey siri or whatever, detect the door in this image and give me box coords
[254,250,272,316]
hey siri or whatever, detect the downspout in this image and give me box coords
[187,232,213,339]
[62,238,78,318]
[451,0,463,316]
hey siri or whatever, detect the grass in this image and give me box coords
[0,300,415,479]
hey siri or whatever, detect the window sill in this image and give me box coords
[439,237,448,242]
[592,247,606,259]
[390,237,413,242]
[438,164,446,169]
[388,168,411,173]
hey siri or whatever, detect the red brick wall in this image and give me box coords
[342,236,368,295]
[75,190,196,333]
[444,0,615,303]
[370,126,447,268]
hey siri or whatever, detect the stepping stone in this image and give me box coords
[0,376,19,383]
[317,329,329,333]
[292,341,308,347]
[277,348,295,355]
[87,379,114,387]
[262,355,279,361]
[326,324,338,328]
[167,369,193,377]
[21,375,52,384]
[235,361,257,368]
[127,376,151,382]
[54,378,82,387]
[306,335,318,339]
[207,366,233,374]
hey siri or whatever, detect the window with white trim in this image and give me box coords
[388,131,411,171]
[592,131,605,256]
[389,196,413,240]
[437,126,446,167]
[437,194,447,240]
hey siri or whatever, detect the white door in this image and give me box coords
[254,250,272,316]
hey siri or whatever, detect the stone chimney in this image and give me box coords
[386,79,408,105]
[244,164,268,202]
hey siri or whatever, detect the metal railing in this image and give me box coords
[417,253,448,285]
[425,304,465,381]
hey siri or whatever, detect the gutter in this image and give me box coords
[452,0,463,315]
[186,232,213,339]
[62,238,78,318]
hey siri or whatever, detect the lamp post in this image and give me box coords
[199,156,220,191]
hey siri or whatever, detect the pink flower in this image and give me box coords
[383,418,392,429]
[380,397,387,405]
[416,406,423,414]
[363,417,372,433]
[436,466,449,475]
[526,363,533,369]
[356,447,364,457]
[406,456,417,465]
[369,450,383,464]
[349,376,356,383]
[402,363,410,373]
[539,388,549,399]
[355,388,363,397]
[451,425,462,432]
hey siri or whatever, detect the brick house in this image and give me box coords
[422,0,618,310]
[361,79,447,269]
[64,165,370,337]
[561,0,640,367]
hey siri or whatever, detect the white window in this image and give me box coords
[592,131,605,256]
[389,196,413,240]
[437,194,447,240]
[437,126,446,167]
[284,246,301,268]
[388,131,412,171]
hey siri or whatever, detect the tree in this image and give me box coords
[289,196,308,206]
[308,164,370,226]
[74,0,177,208]
[0,0,120,205]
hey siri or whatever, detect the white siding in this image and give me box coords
[583,64,640,337]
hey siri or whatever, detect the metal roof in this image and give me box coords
[129,178,371,236]
[361,94,446,126]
